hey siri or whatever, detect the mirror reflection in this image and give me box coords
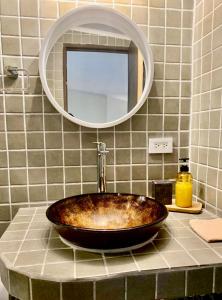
[46,24,145,124]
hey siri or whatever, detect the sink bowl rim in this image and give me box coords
[46,192,168,232]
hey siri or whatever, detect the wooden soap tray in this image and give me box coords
[166,201,202,214]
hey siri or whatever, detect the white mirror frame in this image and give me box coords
[39,5,154,128]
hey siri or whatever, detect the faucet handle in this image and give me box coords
[92,141,108,152]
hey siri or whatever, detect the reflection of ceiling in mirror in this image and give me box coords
[75,24,130,40]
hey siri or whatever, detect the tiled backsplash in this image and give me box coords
[191,0,222,214]
[0,0,193,234]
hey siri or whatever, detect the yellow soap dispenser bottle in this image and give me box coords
[175,158,193,208]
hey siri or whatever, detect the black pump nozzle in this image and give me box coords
[179,158,189,172]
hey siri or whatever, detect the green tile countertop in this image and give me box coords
[0,207,222,300]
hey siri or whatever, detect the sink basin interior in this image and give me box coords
[47,193,166,230]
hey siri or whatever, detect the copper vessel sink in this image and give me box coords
[46,193,168,251]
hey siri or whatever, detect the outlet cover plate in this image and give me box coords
[149,137,173,154]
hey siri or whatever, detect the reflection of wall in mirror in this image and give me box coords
[67,89,127,123]
[46,29,130,111]
[68,89,107,123]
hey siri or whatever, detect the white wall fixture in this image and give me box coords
[149,137,173,154]
[39,5,154,128]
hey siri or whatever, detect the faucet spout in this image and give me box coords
[93,142,109,193]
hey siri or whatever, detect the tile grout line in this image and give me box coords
[17,0,31,209]
[73,249,76,279]
[129,250,140,272]
[0,4,13,222]
[12,207,38,267]
[29,277,33,300]
[40,226,53,276]
[205,0,214,211]
[80,125,83,195]
[177,0,183,168]
[60,282,63,300]
[151,241,171,269]
[93,281,96,300]
[154,272,158,299]
[213,266,216,293]
[37,0,48,206]
[101,252,109,276]
[3,244,221,257]
[124,276,127,300]
[195,0,203,204]
[184,269,188,297]
[161,0,167,180]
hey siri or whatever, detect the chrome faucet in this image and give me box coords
[93,142,109,193]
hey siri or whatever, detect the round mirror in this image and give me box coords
[39,5,154,128]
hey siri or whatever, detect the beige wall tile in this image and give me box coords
[214,4,222,29]
[132,6,148,24]
[166,46,180,63]
[7,133,26,150]
[212,45,222,69]
[1,0,18,15]
[21,18,39,37]
[151,45,164,62]
[1,17,19,36]
[213,25,222,50]
[148,98,163,114]
[30,186,47,202]
[203,13,213,37]
[166,10,181,28]
[9,151,26,167]
[166,28,181,45]
[132,165,146,180]
[2,37,20,56]
[149,27,165,44]
[165,64,180,80]
[150,8,165,26]
[10,169,27,185]
[59,2,76,16]
[167,0,181,9]
[149,0,165,8]
[165,81,179,97]
[183,0,193,10]
[47,168,63,184]
[115,5,131,17]
[65,167,81,184]
[20,0,38,17]
[22,38,39,56]
[40,1,58,18]
[165,99,179,114]
[132,132,147,147]
[5,96,23,113]
[204,0,213,16]
[27,133,44,149]
[116,166,130,181]
[116,149,131,164]
[183,11,193,28]
[182,29,192,46]
[6,115,24,131]
[149,81,164,97]
[40,20,55,37]
[29,169,46,184]
[202,34,211,55]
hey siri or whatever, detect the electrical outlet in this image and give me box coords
[149,137,173,154]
